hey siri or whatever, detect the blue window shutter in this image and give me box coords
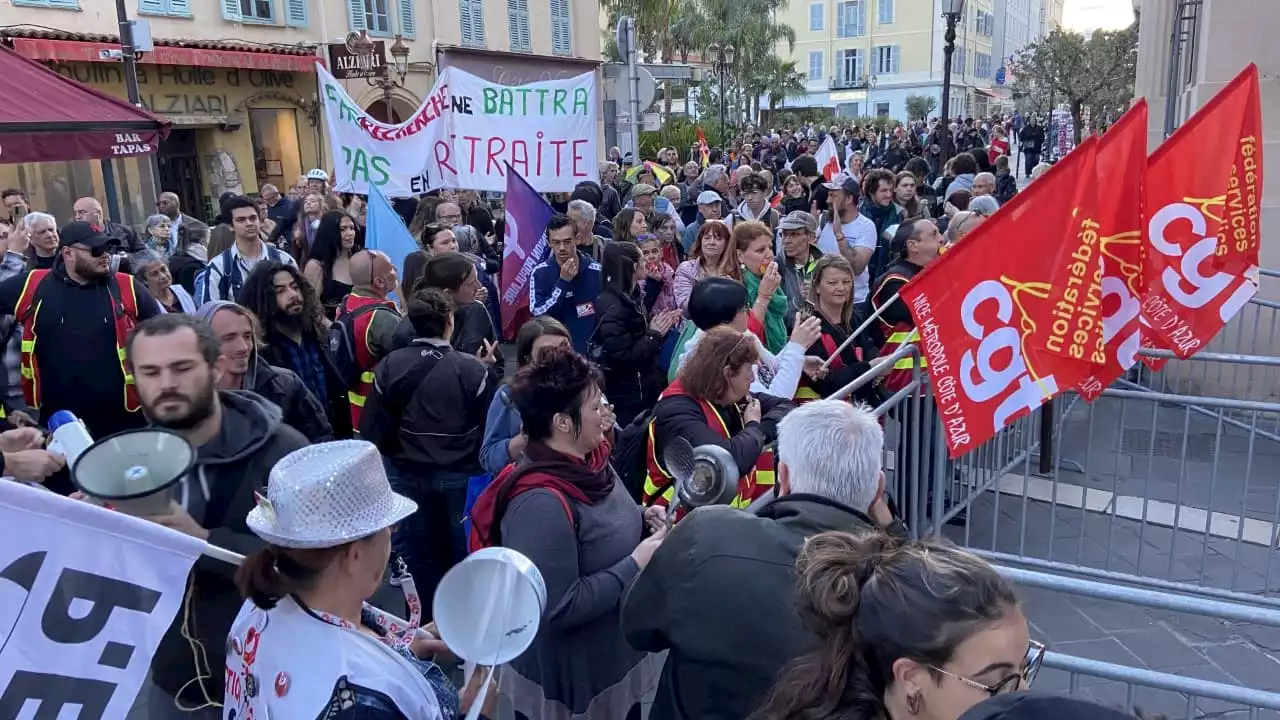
[507,0,520,49]
[285,0,307,26]
[138,0,165,13]
[398,0,415,37]
[221,0,242,20]
[471,0,487,44]
[348,0,367,30]
[459,0,474,44]
[168,0,192,14]
[42,0,81,6]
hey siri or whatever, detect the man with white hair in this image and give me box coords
[22,212,60,269]
[566,198,606,262]
[971,171,997,198]
[622,399,904,720]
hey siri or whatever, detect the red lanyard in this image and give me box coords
[311,556,423,653]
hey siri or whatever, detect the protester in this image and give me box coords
[22,211,59,269]
[74,196,143,253]
[776,210,823,327]
[623,400,905,720]
[815,173,878,306]
[237,260,352,439]
[794,255,880,403]
[673,220,736,314]
[197,195,295,304]
[156,191,200,249]
[479,316,571,477]
[735,220,789,353]
[468,347,666,720]
[529,213,603,353]
[645,325,795,514]
[751,532,1040,720]
[169,219,210,296]
[133,250,197,314]
[197,301,334,443]
[125,313,308,717]
[228,440,494,719]
[0,222,161,465]
[335,249,402,429]
[144,213,176,260]
[301,209,357,318]
[681,190,726,251]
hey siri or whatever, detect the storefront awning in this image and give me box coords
[973,87,1002,99]
[0,44,168,164]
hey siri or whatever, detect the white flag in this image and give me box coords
[0,481,203,717]
[815,135,842,181]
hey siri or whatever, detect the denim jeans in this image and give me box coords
[386,461,470,619]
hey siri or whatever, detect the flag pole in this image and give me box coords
[818,292,899,372]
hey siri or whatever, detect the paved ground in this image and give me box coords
[940,393,1280,718]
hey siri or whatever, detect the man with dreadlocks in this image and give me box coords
[235,260,352,438]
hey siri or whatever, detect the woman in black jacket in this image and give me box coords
[796,256,881,405]
[591,241,680,425]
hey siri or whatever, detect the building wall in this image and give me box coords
[778,0,995,121]
[0,0,601,225]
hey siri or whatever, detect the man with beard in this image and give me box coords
[122,313,306,718]
[236,260,352,438]
[0,222,160,493]
[196,300,334,442]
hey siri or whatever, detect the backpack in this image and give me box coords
[610,410,654,502]
[327,303,387,386]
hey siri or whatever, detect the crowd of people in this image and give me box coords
[0,115,1162,720]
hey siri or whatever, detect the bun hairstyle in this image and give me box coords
[751,531,1018,720]
[236,545,347,610]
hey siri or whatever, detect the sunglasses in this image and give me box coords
[929,640,1046,697]
[71,244,109,257]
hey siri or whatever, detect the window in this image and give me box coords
[139,0,193,16]
[972,52,989,79]
[873,45,899,74]
[808,51,823,81]
[952,47,967,75]
[507,0,531,52]
[838,48,863,85]
[836,102,861,117]
[836,1,865,38]
[809,2,824,31]
[974,10,995,37]
[347,0,414,37]
[875,101,890,117]
[459,0,487,45]
[12,0,78,7]
[239,0,273,22]
[877,0,893,24]
[550,0,571,54]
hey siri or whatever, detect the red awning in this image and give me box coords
[0,44,168,164]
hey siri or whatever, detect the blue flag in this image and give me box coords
[364,183,418,294]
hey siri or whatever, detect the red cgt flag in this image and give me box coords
[898,138,1101,458]
[1075,101,1155,400]
[696,127,711,168]
[1140,64,1263,364]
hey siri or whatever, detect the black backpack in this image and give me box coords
[328,303,390,386]
[610,410,654,502]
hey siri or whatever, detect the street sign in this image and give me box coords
[615,65,657,114]
[327,41,388,80]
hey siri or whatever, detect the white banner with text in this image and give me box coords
[0,481,204,718]
[318,63,599,197]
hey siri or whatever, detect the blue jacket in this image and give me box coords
[529,250,602,353]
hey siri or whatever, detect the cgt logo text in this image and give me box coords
[111,133,153,157]
[961,278,1060,432]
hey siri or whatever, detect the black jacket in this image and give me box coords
[103,220,143,253]
[360,339,497,475]
[168,250,206,297]
[391,301,504,387]
[650,392,792,483]
[804,310,882,404]
[245,353,334,443]
[259,326,354,440]
[151,391,309,703]
[592,287,663,424]
[621,494,907,720]
[0,264,160,440]
[995,171,1019,206]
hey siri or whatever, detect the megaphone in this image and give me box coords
[662,436,740,524]
[71,428,196,516]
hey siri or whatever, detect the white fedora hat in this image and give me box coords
[247,440,417,549]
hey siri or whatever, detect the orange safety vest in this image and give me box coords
[15,270,141,412]
[642,380,776,520]
[872,263,926,392]
[338,293,399,428]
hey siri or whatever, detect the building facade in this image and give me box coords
[0,0,601,227]
[776,0,999,122]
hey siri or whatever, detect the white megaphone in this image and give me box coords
[71,428,196,516]
[662,436,740,525]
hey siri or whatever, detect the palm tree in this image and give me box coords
[762,58,808,115]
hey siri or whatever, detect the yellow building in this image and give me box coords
[0,0,601,227]
[775,0,999,121]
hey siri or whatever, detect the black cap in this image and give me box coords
[58,221,109,250]
[958,694,1140,720]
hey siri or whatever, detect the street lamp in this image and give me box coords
[705,42,736,143]
[351,31,414,115]
[939,0,965,162]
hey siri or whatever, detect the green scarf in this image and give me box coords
[744,268,789,354]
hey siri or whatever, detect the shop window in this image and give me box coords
[0,157,158,231]
[875,101,890,117]
[248,108,303,193]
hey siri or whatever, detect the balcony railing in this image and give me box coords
[829,75,868,90]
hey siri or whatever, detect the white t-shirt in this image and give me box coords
[816,213,878,302]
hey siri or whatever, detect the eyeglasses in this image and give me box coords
[72,244,108,258]
[929,640,1045,697]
